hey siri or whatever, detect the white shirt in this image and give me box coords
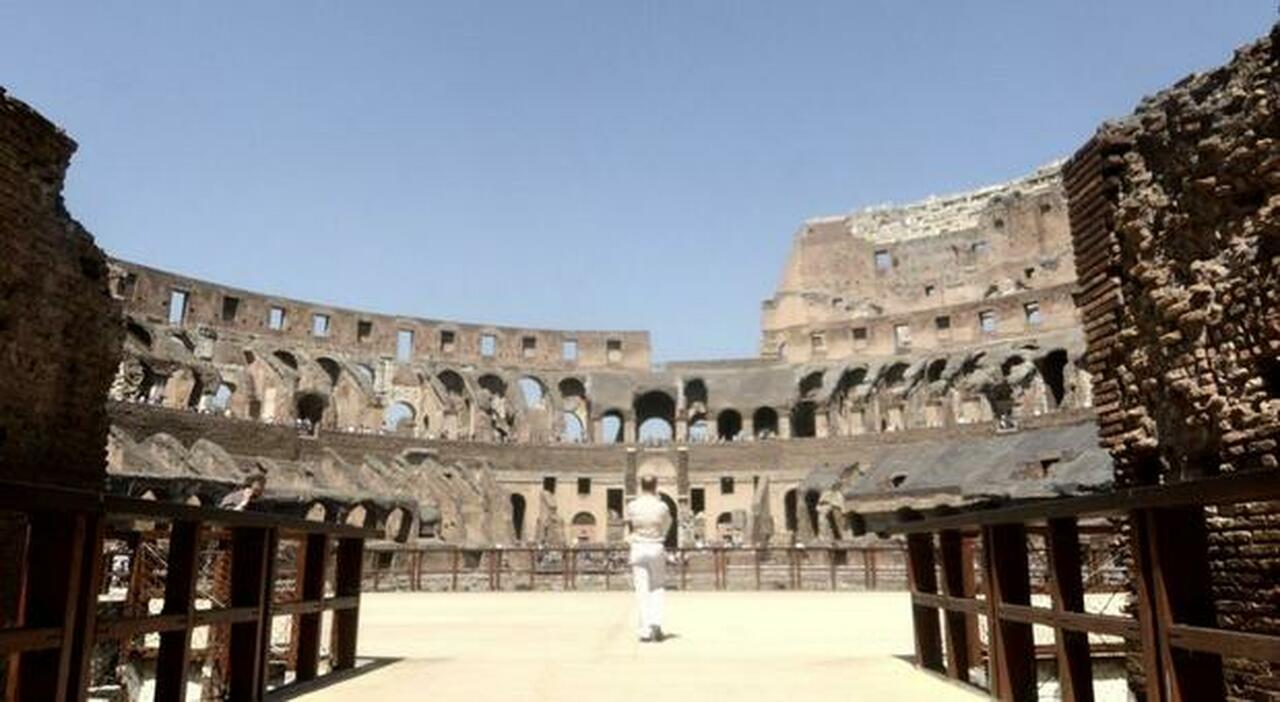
[625,494,671,544]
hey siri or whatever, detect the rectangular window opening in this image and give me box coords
[607,488,624,517]
[1024,301,1043,326]
[690,488,706,514]
[606,339,623,363]
[168,289,188,325]
[924,284,936,297]
[935,316,951,331]
[542,476,557,494]
[357,320,373,342]
[852,327,868,346]
[577,477,591,495]
[720,477,735,495]
[562,339,579,362]
[440,330,455,352]
[894,324,912,350]
[874,249,892,272]
[221,295,240,323]
[480,334,497,357]
[396,329,415,361]
[312,313,330,337]
[979,310,998,334]
[522,336,537,358]
[268,306,286,331]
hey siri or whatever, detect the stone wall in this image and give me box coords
[0,89,119,626]
[1064,24,1279,700]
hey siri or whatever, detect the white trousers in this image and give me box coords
[629,542,666,637]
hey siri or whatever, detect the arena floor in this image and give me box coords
[278,591,982,701]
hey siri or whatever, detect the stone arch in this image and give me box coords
[273,350,298,371]
[635,390,676,443]
[518,376,547,409]
[316,357,342,387]
[209,382,235,413]
[599,409,625,444]
[684,378,708,410]
[304,502,327,522]
[478,373,508,398]
[752,407,779,438]
[1037,349,1069,408]
[561,411,586,442]
[345,504,370,528]
[791,401,818,438]
[798,370,824,398]
[571,511,597,542]
[295,392,327,427]
[125,320,153,349]
[716,409,742,441]
[383,401,417,434]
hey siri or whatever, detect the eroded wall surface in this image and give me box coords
[1064,24,1279,700]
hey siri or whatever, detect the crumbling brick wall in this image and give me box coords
[0,88,120,625]
[1064,24,1279,700]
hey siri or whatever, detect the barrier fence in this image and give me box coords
[888,470,1280,702]
[0,480,376,702]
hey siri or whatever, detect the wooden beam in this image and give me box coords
[1129,510,1166,702]
[1046,518,1094,702]
[154,520,201,702]
[906,533,944,673]
[938,530,972,683]
[985,524,1036,702]
[16,513,86,702]
[68,514,104,702]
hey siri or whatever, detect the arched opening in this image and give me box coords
[752,407,779,438]
[799,371,824,398]
[926,358,948,384]
[783,489,798,533]
[352,363,375,387]
[658,493,679,549]
[273,350,298,370]
[716,512,734,542]
[478,374,507,398]
[345,505,369,528]
[791,401,817,438]
[716,409,742,441]
[126,320,153,349]
[600,410,624,444]
[638,417,674,443]
[438,370,467,396]
[881,362,909,388]
[559,377,587,400]
[804,490,820,535]
[208,383,235,413]
[316,357,342,387]
[518,376,546,409]
[561,411,585,442]
[510,494,527,541]
[684,378,708,407]
[383,402,416,434]
[635,390,676,443]
[1038,349,1069,408]
[571,511,597,543]
[687,418,709,442]
[295,392,326,428]
[305,502,327,522]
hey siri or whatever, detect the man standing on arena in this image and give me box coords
[625,475,672,642]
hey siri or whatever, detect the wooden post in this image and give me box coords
[256,529,279,701]
[1130,510,1166,702]
[960,535,982,675]
[1045,518,1094,702]
[984,524,1035,701]
[1144,507,1226,702]
[154,520,201,701]
[754,548,762,591]
[906,533,944,673]
[294,533,328,682]
[227,527,270,700]
[938,529,972,683]
[67,515,105,702]
[332,538,364,671]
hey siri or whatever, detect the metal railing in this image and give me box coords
[888,470,1280,702]
[0,479,377,701]
[363,543,912,592]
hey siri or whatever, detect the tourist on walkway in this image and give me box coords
[625,475,672,642]
[219,474,265,511]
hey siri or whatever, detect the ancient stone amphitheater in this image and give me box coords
[105,159,1110,549]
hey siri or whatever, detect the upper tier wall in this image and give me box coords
[762,163,1079,363]
[111,260,652,371]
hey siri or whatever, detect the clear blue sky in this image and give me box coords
[2,3,1275,361]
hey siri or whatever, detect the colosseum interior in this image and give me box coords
[1,16,1276,702]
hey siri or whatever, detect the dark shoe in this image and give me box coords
[638,632,654,643]
[650,626,665,643]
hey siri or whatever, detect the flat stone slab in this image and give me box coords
[285,591,983,701]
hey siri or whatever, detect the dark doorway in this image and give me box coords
[784,489,798,533]
[510,493,526,541]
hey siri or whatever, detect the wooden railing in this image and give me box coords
[362,543,914,592]
[0,480,377,701]
[887,470,1280,702]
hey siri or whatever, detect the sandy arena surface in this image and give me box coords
[279,591,982,702]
